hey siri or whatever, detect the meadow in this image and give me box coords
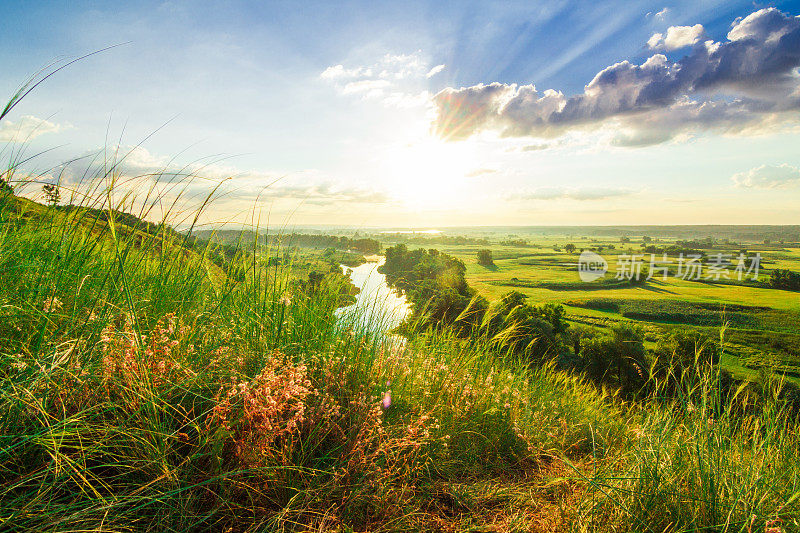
[2,87,800,532]
[386,235,800,385]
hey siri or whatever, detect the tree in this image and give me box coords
[564,243,576,253]
[770,269,800,291]
[0,177,12,195]
[42,183,60,206]
[577,324,647,397]
[568,325,595,356]
[379,244,474,330]
[536,303,569,335]
[476,249,494,266]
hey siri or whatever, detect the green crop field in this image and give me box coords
[375,234,800,384]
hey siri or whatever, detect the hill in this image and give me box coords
[1,186,799,531]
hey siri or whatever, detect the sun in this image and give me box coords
[382,135,477,211]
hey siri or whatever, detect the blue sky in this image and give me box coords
[2,0,800,227]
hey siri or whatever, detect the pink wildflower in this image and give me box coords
[381,380,392,410]
[382,390,391,410]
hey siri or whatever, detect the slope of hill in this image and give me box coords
[1,187,799,532]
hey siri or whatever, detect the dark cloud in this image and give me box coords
[433,8,800,145]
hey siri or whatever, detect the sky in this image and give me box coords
[2,0,800,228]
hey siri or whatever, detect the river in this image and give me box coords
[335,257,411,332]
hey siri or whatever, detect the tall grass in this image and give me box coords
[579,340,800,532]
[0,153,627,530]
[1,83,799,531]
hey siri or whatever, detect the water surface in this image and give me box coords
[335,257,411,332]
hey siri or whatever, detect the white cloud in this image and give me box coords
[648,24,705,50]
[75,145,392,207]
[727,8,797,41]
[115,145,170,171]
[732,164,800,188]
[380,52,429,79]
[342,79,391,95]
[426,64,446,78]
[319,64,371,80]
[647,32,664,49]
[515,142,553,152]
[465,167,497,177]
[321,50,440,108]
[381,90,431,108]
[0,115,66,142]
[645,8,670,20]
[260,182,389,204]
[512,187,635,201]
[611,128,676,147]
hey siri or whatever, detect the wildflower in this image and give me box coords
[206,354,312,468]
[280,293,292,306]
[10,355,26,372]
[42,296,62,313]
[382,390,392,410]
[381,381,392,410]
[100,312,185,396]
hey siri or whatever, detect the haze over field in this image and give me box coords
[3,1,800,226]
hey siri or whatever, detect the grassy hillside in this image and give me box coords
[1,183,800,532]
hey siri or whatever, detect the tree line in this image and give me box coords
[265,233,381,255]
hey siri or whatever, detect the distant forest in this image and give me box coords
[193,225,800,247]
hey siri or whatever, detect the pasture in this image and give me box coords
[388,234,800,382]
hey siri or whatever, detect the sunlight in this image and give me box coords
[6,4,800,531]
[382,135,477,210]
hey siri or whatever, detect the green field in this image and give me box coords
[376,235,800,383]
